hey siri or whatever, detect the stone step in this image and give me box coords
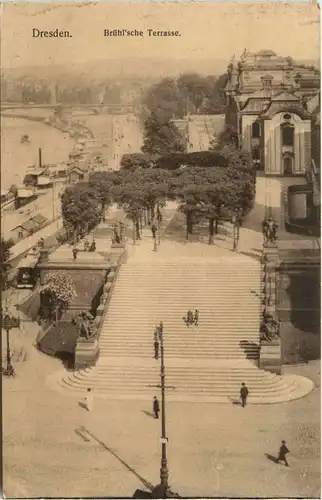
[99,348,260,354]
[99,353,259,359]
[58,371,296,395]
[102,317,259,324]
[99,337,260,344]
[105,308,259,315]
[99,339,260,346]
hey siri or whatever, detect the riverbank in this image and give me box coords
[1,117,75,190]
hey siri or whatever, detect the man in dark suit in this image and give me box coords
[277,440,290,466]
[240,382,249,407]
[153,396,160,419]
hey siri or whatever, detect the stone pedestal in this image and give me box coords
[259,340,283,375]
[75,338,99,370]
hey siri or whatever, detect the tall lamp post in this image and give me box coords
[157,207,162,245]
[232,208,242,251]
[158,321,169,491]
[1,308,20,377]
[150,322,178,499]
[152,222,158,252]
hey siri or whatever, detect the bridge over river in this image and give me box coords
[1,102,136,117]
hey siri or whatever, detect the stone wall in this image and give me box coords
[277,259,320,363]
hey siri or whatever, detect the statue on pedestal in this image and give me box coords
[74,311,95,340]
[260,312,280,343]
[262,217,278,244]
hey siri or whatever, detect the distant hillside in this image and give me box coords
[1,57,228,83]
[2,57,318,85]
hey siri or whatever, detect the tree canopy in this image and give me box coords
[141,72,228,123]
[40,272,77,320]
[141,112,186,158]
[60,182,101,241]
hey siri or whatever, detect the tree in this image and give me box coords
[177,73,208,114]
[142,112,186,158]
[210,125,238,150]
[40,272,76,322]
[120,154,150,171]
[113,183,145,243]
[61,183,101,242]
[88,171,113,221]
[141,77,185,122]
[138,168,172,217]
[0,238,14,290]
[177,183,203,240]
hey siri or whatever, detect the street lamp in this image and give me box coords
[232,208,242,251]
[156,207,162,246]
[158,321,169,490]
[152,222,158,252]
[149,322,178,498]
[1,309,20,377]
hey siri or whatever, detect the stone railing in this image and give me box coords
[283,184,320,237]
[259,242,282,375]
[74,245,128,369]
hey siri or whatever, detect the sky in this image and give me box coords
[1,2,320,69]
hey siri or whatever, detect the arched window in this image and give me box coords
[282,124,294,146]
[252,121,260,138]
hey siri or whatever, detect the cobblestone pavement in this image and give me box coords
[3,349,320,498]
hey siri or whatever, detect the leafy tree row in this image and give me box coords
[60,148,255,245]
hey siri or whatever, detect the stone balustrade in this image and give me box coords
[74,244,127,369]
[259,242,282,375]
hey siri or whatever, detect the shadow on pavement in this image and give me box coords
[142,410,155,419]
[76,426,154,492]
[265,453,278,464]
[229,397,242,406]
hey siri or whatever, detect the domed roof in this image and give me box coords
[257,50,277,57]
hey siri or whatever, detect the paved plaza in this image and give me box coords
[2,347,320,498]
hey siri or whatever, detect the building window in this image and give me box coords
[252,121,260,138]
[282,124,294,146]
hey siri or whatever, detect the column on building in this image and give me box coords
[241,115,255,152]
[303,120,312,173]
[264,119,280,175]
[293,117,311,175]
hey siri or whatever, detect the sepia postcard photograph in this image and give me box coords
[0,1,320,498]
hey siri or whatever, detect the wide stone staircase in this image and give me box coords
[57,255,314,403]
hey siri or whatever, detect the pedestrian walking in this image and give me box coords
[85,388,93,412]
[187,310,193,326]
[72,247,78,261]
[154,339,159,360]
[277,440,290,466]
[153,396,160,419]
[240,382,249,407]
[194,309,199,326]
[151,222,157,239]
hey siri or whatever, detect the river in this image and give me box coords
[1,117,75,191]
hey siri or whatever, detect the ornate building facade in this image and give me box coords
[225,50,320,176]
